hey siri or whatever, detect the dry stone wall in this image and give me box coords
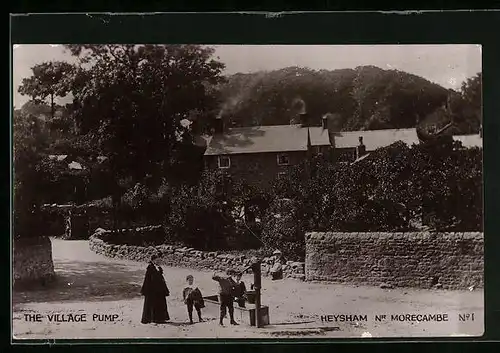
[89,228,305,279]
[13,236,55,288]
[305,232,484,289]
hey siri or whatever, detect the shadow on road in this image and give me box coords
[13,260,146,305]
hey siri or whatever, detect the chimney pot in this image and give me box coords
[356,136,366,159]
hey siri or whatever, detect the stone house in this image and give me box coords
[310,124,420,163]
[203,113,420,189]
[204,119,311,189]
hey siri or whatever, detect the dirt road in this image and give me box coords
[12,238,484,340]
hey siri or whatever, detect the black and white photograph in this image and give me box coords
[12,44,483,339]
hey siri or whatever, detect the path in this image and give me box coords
[12,238,484,340]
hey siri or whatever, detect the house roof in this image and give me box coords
[204,124,309,156]
[453,134,482,148]
[194,135,213,149]
[308,127,331,147]
[48,154,68,162]
[68,161,84,170]
[309,127,419,151]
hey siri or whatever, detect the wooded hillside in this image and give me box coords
[216,65,481,134]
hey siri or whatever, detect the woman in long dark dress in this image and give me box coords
[141,254,170,324]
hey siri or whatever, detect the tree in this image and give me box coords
[417,73,482,138]
[63,44,225,230]
[461,73,481,112]
[167,171,231,250]
[413,137,482,231]
[459,72,482,132]
[261,197,306,261]
[270,138,482,243]
[13,110,50,238]
[18,61,75,120]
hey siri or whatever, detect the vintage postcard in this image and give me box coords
[12,44,483,340]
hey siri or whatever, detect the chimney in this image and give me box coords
[213,116,224,135]
[356,136,367,159]
[322,115,328,130]
[325,113,341,148]
[299,112,309,128]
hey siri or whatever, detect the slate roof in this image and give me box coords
[453,134,482,148]
[308,127,331,147]
[48,154,68,162]
[309,127,419,151]
[204,125,309,156]
[204,125,420,156]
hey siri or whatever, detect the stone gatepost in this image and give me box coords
[64,209,90,240]
[13,236,56,289]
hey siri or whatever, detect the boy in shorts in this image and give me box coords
[182,275,205,324]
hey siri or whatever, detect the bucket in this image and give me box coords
[246,290,256,304]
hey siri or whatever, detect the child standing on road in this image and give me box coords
[233,272,247,308]
[182,275,205,324]
[212,269,239,326]
[270,250,284,280]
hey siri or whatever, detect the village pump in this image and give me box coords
[250,259,263,328]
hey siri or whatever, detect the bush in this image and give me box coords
[118,181,168,230]
[40,207,67,237]
[166,170,271,251]
[261,198,305,261]
[167,182,233,250]
[324,141,419,231]
[273,138,482,234]
[226,223,263,250]
[414,137,482,231]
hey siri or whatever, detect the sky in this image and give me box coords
[12,44,482,108]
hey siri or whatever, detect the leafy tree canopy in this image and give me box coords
[18,61,75,119]
[217,66,448,130]
[63,44,225,185]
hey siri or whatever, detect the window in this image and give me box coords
[218,155,231,169]
[278,171,287,179]
[277,153,290,166]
